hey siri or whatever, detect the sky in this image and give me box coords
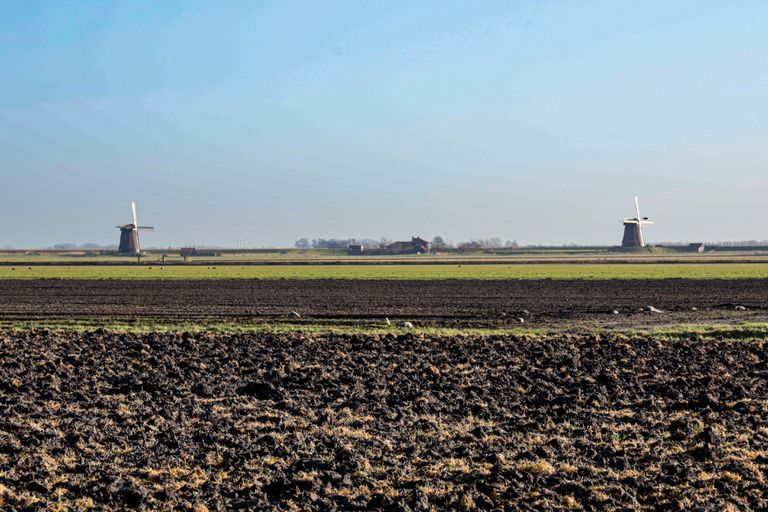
[1,0,766,248]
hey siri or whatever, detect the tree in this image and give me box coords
[311,238,353,249]
[458,241,482,252]
[431,236,446,250]
[484,237,503,249]
[294,238,310,249]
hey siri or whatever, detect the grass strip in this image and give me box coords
[2,320,768,341]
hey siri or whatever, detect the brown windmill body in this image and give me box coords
[116,202,154,255]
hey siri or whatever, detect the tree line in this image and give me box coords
[295,237,520,250]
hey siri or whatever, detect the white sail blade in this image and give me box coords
[636,199,645,247]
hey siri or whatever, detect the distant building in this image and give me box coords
[180,247,222,258]
[180,247,199,257]
[386,237,430,255]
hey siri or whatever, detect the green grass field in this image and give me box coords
[1,263,768,280]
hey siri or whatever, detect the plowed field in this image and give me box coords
[1,330,767,510]
[0,279,766,328]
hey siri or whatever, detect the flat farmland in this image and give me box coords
[2,276,768,510]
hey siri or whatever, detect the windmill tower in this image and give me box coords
[117,201,154,255]
[621,196,654,248]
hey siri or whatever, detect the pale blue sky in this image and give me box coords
[1,0,766,247]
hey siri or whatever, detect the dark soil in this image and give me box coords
[1,330,767,510]
[0,279,766,328]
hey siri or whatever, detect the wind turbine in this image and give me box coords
[621,196,654,248]
[116,201,155,255]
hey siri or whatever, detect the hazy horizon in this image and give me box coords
[2,1,766,248]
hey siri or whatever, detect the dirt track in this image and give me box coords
[0,279,766,328]
[1,330,767,510]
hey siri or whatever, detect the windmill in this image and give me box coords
[621,196,654,248]
[116,201,154,255]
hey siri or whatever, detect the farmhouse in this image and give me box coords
[387,237,430,255]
